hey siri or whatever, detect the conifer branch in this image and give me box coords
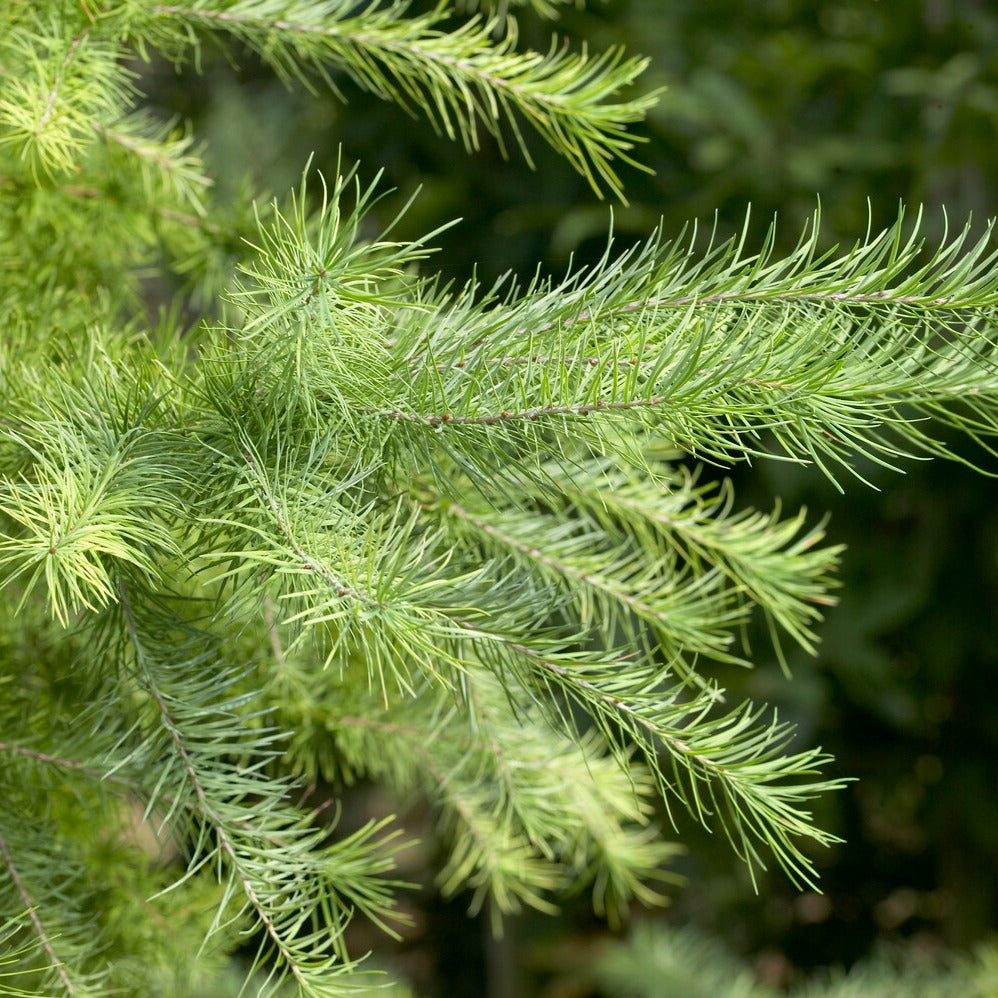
[0,836,75,996]
[347,206,998,485]
[538,464,842,664]
[93,113,212,213]
[0,18,132,178]
[433,495,742,671]
[535,208,998,325]
[111,589,407,992]
[482,630,847,886]
[372,392,671,425]
[0,808,107,995]
[324,670,679,925]
[145,1,655,198]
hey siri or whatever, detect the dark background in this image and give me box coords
[147,1,998,992]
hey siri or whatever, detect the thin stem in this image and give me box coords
[117,587,312,989]
[35,27,91,135]
[368,393,669,426]
[442,500,674,627]
[0,834,75,995]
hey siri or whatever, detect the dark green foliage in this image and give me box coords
[594,921,998,998]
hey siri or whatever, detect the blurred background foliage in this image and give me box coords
[142,0,998,993]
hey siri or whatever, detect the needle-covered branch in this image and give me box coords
[135,0,656,199]
[2,1,997,993]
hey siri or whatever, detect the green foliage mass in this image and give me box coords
[594,921,998,998]
[0,1,996,994]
